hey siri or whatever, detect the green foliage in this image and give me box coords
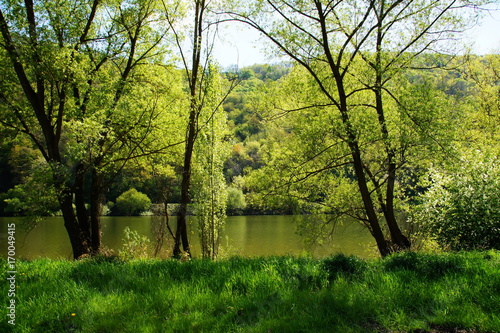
[463,54,500,146]
[226,187,247,215]
[223,64,287,141]
[0,0,186,257]
[193,64,229,260]
[113,188,152,216]
[224,141,264,182]
[3,252,499,332]
[412,152,500,251]
[118,227,151,260]
[0,0,497,260]
[0,139,59,216]
[230,63,291,82]
[224,0,488,256]
[2,161,59,217]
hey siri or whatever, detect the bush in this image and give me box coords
[113,188,152,216]
[412,153,500,251]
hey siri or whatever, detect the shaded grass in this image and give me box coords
[1,251,499,332]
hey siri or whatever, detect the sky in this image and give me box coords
[211,22,271,68]
[465,5,500,54]
[212,6,500,68]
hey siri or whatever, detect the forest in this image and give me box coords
[0,0,499,261]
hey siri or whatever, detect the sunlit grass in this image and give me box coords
[0,251,499,332]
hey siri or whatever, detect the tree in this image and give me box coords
[0,0,177,258]
[224,0,482,256]
[163,0,239,258]
[192,65,229,260]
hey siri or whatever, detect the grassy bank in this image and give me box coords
[1,251,499,333]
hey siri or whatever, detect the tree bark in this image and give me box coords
[349,139,392,257]
[74,163,91,244]
[58,189,90,259]
[384,161,411,250]
[89,169,103,254]
[172,103,196,258]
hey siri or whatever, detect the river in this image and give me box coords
[0,215,379,259]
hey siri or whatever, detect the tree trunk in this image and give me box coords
[384,161,411,250]
[172,0,206,259]
[350,144,392,257]
[74,163,91,244]
[173,206,190,258]
[373,43,410,251]
[334,64,391,256]
[58,190,90,259]
[173,107,196,258]
[89,168,103,254]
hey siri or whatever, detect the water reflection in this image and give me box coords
[0,215,378,259]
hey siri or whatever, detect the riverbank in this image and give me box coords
[1,251,499,332]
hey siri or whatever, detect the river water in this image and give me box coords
[0,215,379,259]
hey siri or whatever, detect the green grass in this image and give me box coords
[1,251,499,332]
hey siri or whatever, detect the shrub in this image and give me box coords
[113,188,152,216]
[411,153,500,251]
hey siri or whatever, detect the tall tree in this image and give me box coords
[192,64,229,260]
[224,0,482,256]
[164,0,238,258]
[0,0,176,258]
